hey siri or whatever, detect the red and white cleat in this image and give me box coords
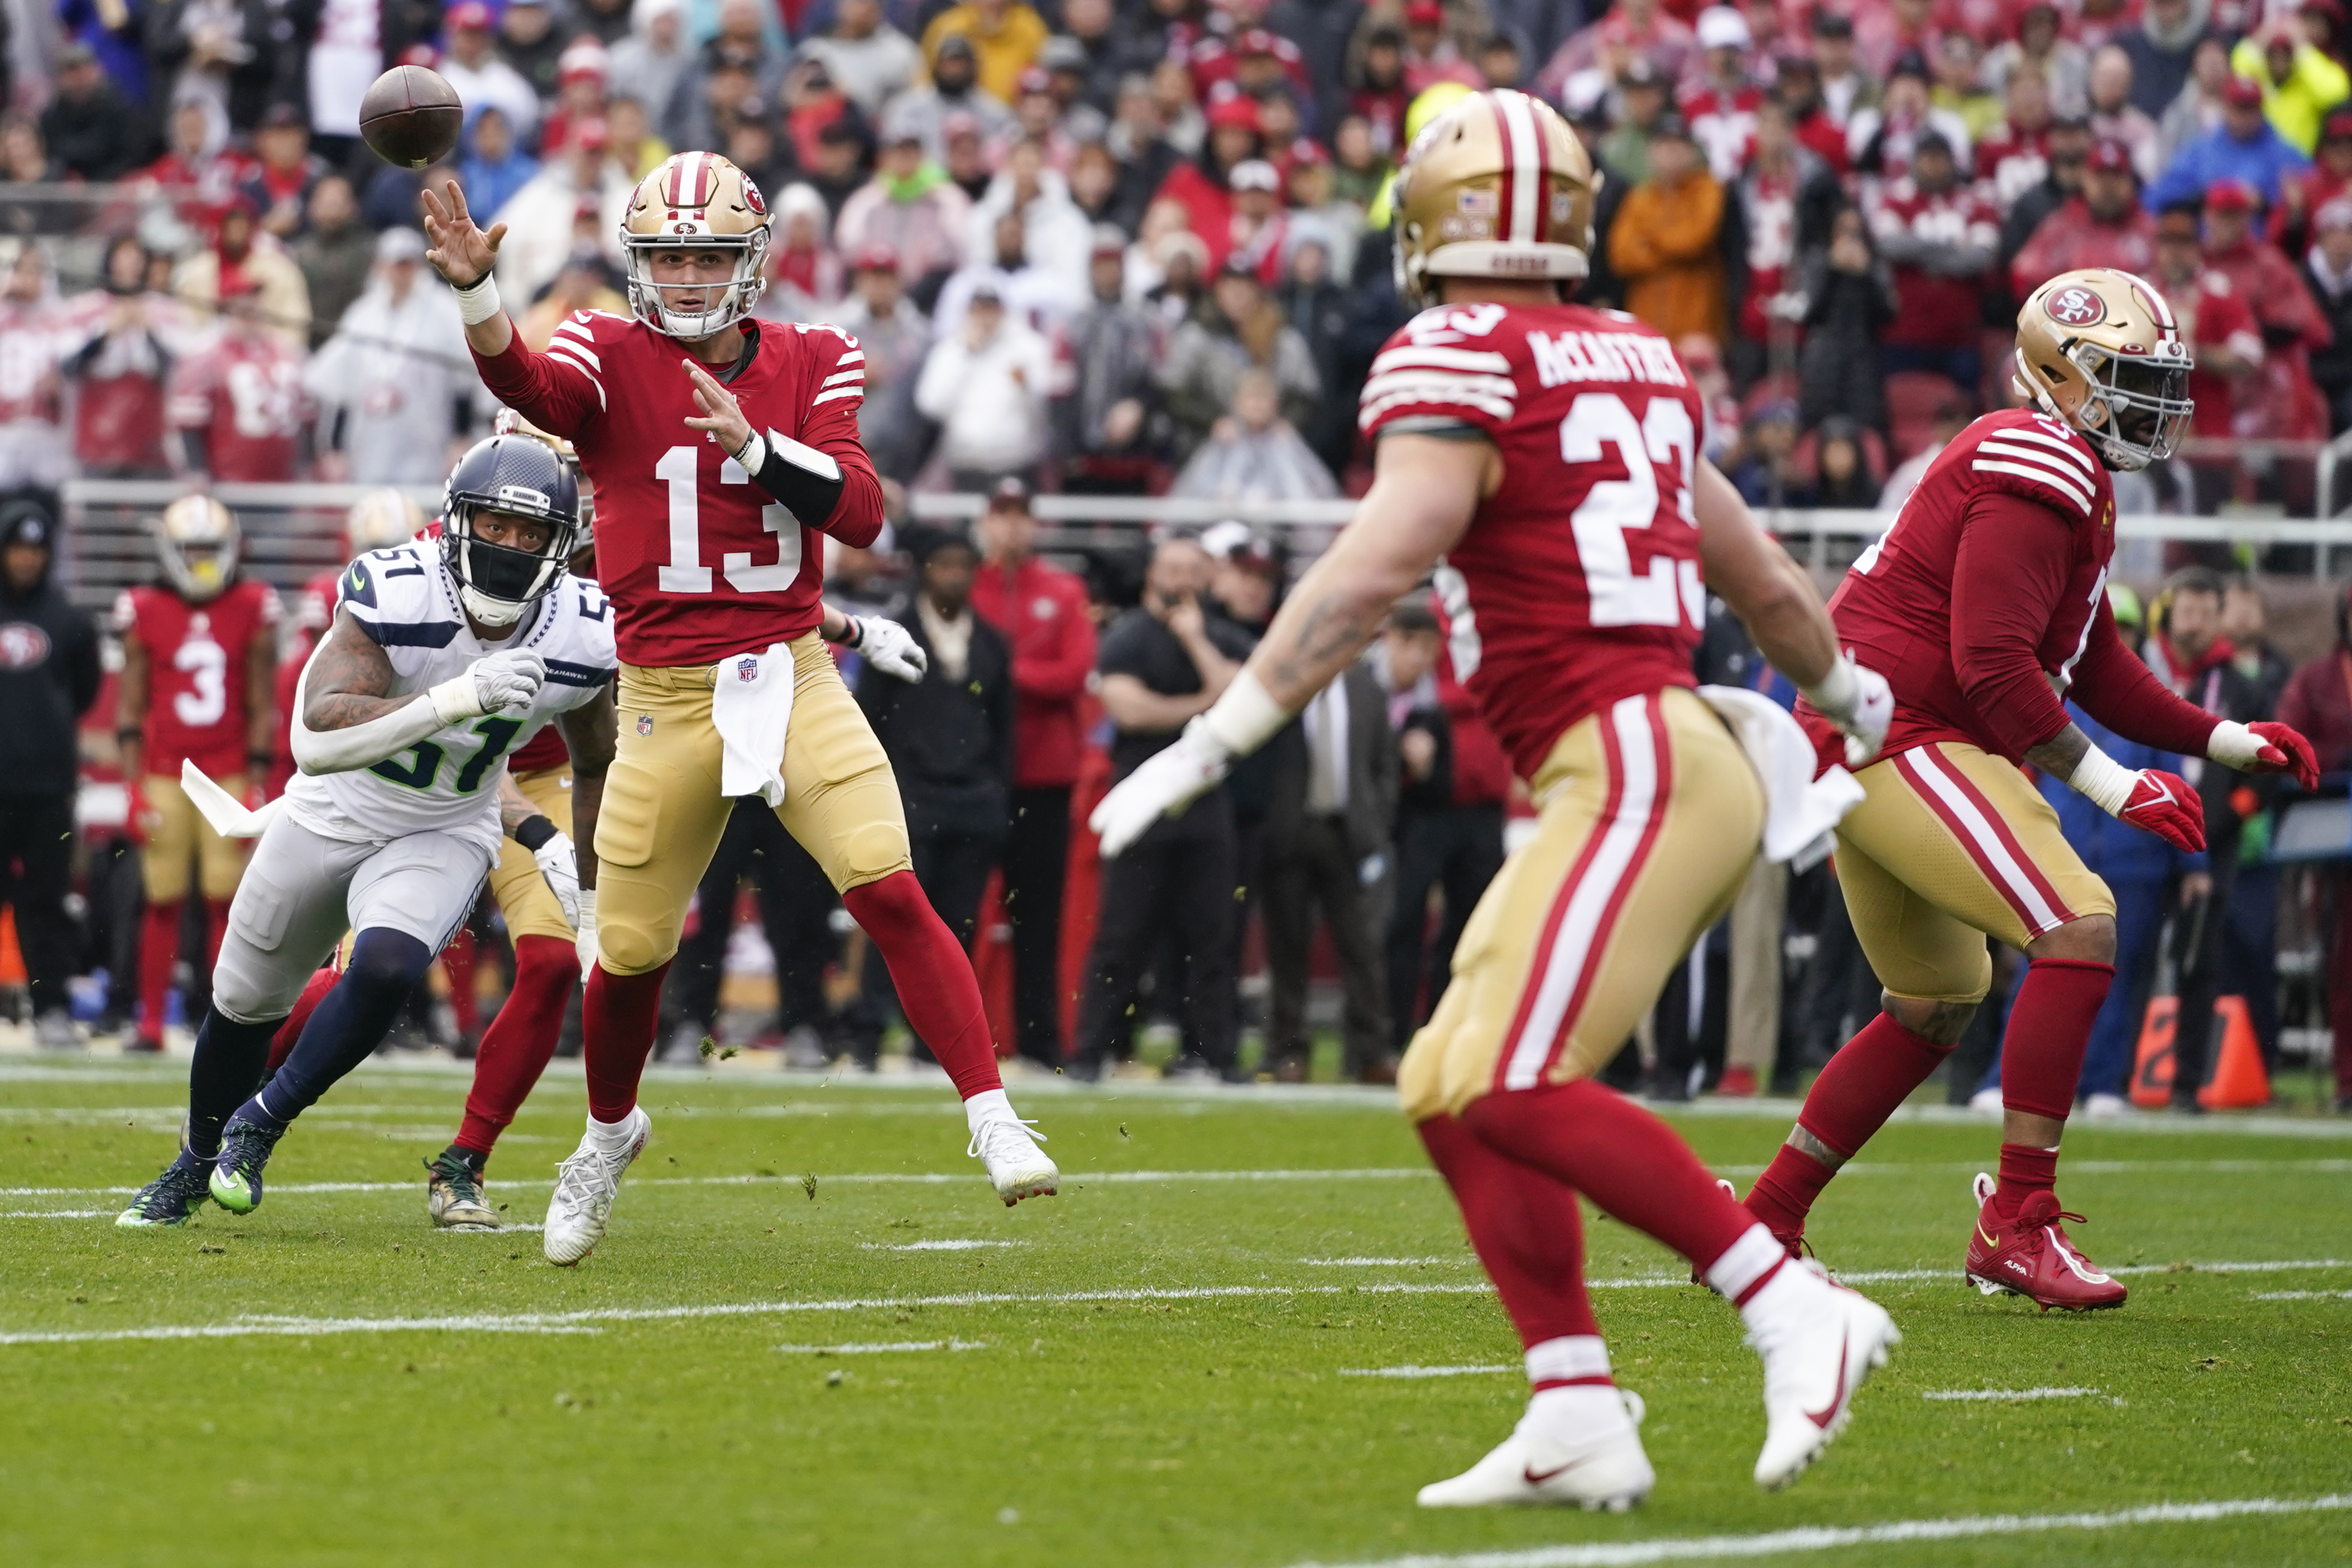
[1746,1266,1899,1488]
[1962,1172,2128,1312]
[1415,1389,1654,1511]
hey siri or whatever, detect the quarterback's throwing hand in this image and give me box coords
[2116,768,2205,854]
[2208,719,2321,790]
[681,360,753,456]
[849,615,927,683]
[1089,717,1233,858]
[419,180,505,287]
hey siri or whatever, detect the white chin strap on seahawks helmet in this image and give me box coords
[440,435,582,627]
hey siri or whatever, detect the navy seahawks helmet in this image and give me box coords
[440,435,582,627]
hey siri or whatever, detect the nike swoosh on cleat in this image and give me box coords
[1803,1338,1851,1429]
[1521,1454,1596,1485]
[1977,1224,2000,1248]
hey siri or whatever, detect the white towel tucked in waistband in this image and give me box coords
[1697,684,1865,870]
[712,642,796,807]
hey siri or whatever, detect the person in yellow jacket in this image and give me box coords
[1606,114,1727,345]
[919,0,1050,105]
[2232,21,2351,153]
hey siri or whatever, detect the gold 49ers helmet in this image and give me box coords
[155,494,238,602]
[621,151,772,338]
[1391,88,1599,309]
[2013,268,2193,472]
[343,488,426,558]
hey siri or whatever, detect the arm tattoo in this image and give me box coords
[497,774,539,835]
[301,611,410,732]
[2023,722,2091,781]
[1268,593,1381,695]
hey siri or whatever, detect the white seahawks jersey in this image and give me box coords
[281,540,615,855]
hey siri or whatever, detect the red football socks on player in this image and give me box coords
[137,901,181,1046]
[1748,1009,1955,1239]
[266,966,340,1075]
[1745,1144,1836,1248]
[582,959,670,1124]
[1460,1079,1754,1276]
[1992,1142,2060,1220]
[1999,959,2115,1122]
[440,924,480,1041]
[1417,1113,1602,1358]
[844,871,1005,1101]
[457,935,579,1163]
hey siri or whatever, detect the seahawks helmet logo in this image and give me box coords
[2047,287,2105,328]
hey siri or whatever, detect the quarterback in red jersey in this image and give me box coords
[1741,268,2321,1311]
[1097,89,1901,1506]
[423,151,1055,1267]
[114,496,279,1052]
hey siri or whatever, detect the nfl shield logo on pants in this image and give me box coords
[736,656,760,683]
[636,714,653,735]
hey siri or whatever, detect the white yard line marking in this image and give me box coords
[1922,1387,2102,1402]
[1339,1365,1515,1379]
[1276,1493,2352,1568]
[2,1210,110,1219]
[1307,1258,1475,1267]
[774,1339,987,1354]
[860,1239,1022,1251]
[2253,1288,2352,1300]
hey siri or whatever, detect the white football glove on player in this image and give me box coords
[1090,672,1294,858]
[532,830,584,930]
[433,650,548,723]
[848,614,927,684]
[573,888,599,979]
[1801,653,1894,768]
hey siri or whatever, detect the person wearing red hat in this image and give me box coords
[439,0,543,136]
[1400,0,1484,95]
[2196,179,2334,442]
[537,37,613,160]
[1152,93,1263,268]
[2145,68,2315,211]
[2012,136,2158,292]
[484,114,631,304]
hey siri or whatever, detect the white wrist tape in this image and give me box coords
[1197,668,1292,762]
[453,272,503,326]
[734,430,767,474]
[1799,655,1857,720]
[2068,744,2137,815]
[429,672,488,726]
[2205,719,2258,769]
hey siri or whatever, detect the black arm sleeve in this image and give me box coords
[744,437,847,529]
[65,605,102,716]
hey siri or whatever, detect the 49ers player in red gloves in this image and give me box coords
[1743,268,2321,1311]
[422,153,1057,1267]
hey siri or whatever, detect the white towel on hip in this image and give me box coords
[711,642,796,807]
[1697,684,1865,870]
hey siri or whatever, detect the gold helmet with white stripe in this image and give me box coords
[344,488,426,557]
[492,407,594,528]
[2013,268,2192,472]
[621,151,771,339]
[1391,88,1598,309]
[155,494,238,602]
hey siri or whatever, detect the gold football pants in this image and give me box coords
[486,764,577,945]
[139,771,249,903]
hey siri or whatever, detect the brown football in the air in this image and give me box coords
[359,65,464,169]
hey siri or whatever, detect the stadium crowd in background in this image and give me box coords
[0,0,2350,1113]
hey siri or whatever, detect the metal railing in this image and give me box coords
[60,479,442,612]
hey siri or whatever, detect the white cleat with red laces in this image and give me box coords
[1416,1388,1654,1511]
[1744,1262,1900,1489]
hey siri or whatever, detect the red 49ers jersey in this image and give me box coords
[1815,407,2116,765]
[473,310,884,668]
[167,331,306,482]
[1360,302,1707,781]
[116,578,279,777]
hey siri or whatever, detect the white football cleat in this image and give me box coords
[2083,1092,2128,1120]
[543,1107,649,1266]
[1746,1265,1899,1489]
[968,1113,1057,1205]
[1417,1389,1653,1511]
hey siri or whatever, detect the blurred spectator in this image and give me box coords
[491,120,630,304]
[1869,131,1999,392]
[914,282,1052,488]
[541,38,615,158]
[1051,225,1166,487]
[921,0,1050,105]
[66,238,189,479]
[608,0,692,128]
[2273,580,2352,1110]
[1773,53,1851,175]
[1609,116,1727,346]
[1931,32,2003,144]
[943,111,995,199]
[2014,138,2156,295]
[140,98,252,232]
[824,246,931,464]
[1348,27,1411,156]
[2088,45,2163,180]
[1172,368,1340,503]
[1052,0,1141,114]
[1537,0,1697,108]
[969,480,1096,1069]
[1813,416,1881,507]
[1977,68,2061,212]
[1475,31,1526,92]
[1812,11,1881,129]
[1273,220,1356,475]
[1077,533,1251,1081]
[306,228,476,485]
[1985,0,2091,119]
[1285,143,1364,282]
[764,182,846,318]
[1067,138,1122,229]
[1158,95,1266,270]
[500,0,579,103]
[170,281,306,482]
[2303,198,2352,428]
[145,0,272,134]
[2152,205,2259,511]
[174,196,311,349]
[1105,78,1185,231]
[2232,18,2350,153]
[782,57,874,174]
[1727,398,1808,504]
[1151,57,1207,159]
[2149,71,2312,213]
[1595,58,1672,186]
[291,174,373,348]
[1728,105,1840,382]
[2202,184,2334,444]
[2280,110,2352,254]
[1849,51,1972,179]
[1681,333,1741,461]
[1796,206,1897,431]
[440,1,543,137]
[1158,258,1319,460]
[892,33,1017,161]
[1394,1,1482,96]
[40,41,147,179]
[575,0,635,47]
[1879,392,1975,512]
[934,207,1084,338]
[516,250,628,349]
[0,244,71,497]
[803,0,922,116]
[0,507,100,1049]
[971,137,1092,295]
[2120,0,2219,121]
[2159,36,2235,173]
[241,104,328,242]
[1682,7,1763,181]
[459,107,541,220]
[1329,112,1389,208]
[837,112,976,297]
[2001,113,2092,270]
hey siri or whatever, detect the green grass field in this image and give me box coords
[3,1055,2349,1568]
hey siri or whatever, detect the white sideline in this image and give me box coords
[2253,1288,2352,1300]
[1921,1386,2102,1402]
[1340,1365,1515,1379]
[1276,1494,2352,1568]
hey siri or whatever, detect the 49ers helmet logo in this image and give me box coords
[2047,286,2105,327]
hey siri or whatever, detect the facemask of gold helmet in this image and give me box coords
[492,406,596,541]
[621,152,772,339]
[2013,268,2193,472]
[343,488,426,559]
[155,494,238,603]
[1391,88,1599,309]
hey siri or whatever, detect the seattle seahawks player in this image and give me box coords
[118,435,617,1226]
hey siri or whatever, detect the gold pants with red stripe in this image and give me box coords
[485,765,577,945]
[1398,687,1765,1123]
[138,771,251,903]
[1833,741,2115,1006]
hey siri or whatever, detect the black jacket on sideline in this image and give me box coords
[0,558,101,797]
[858,601,1016,841]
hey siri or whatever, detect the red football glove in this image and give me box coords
[124,778,151,846]
[2118,768,2205,854]
[2247,721,2321,790]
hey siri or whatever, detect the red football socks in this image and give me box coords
[1461,1079,1753,1276]
[265,966,339,1075]
[1992,1141,2060,1220]
[1417,1113,1601,1355]
[844,870,1005,1100]
[582,958,670,1123]
[1745,1143,1836,1247]
[137,900,181,1046]
[457,935,579,1162]
[1999,958,2115,1122]
[1799,1009,1954,1157]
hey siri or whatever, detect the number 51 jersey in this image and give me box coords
[281,541,617,857]
[1359,302,1708,781]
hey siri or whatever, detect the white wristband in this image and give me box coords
[735,430,767,474]
[1197,668,1292,761]
[453,272,502,326]
[2068,743,2136,815]
[2205,719,2257,769]
[1799,655,1857,720]
[429,673,486,726]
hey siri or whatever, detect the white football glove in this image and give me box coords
[1803,653,1894,768]
[441,649,548,720]
[1088,716,1233,859]
[573,887,599,980]
[532,830,584,930]
[849,614,927,684]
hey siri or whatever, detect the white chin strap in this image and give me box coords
[460,584,527,627]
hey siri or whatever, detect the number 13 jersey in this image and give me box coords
[471,311,887,668]
[1359,302,1708,781]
